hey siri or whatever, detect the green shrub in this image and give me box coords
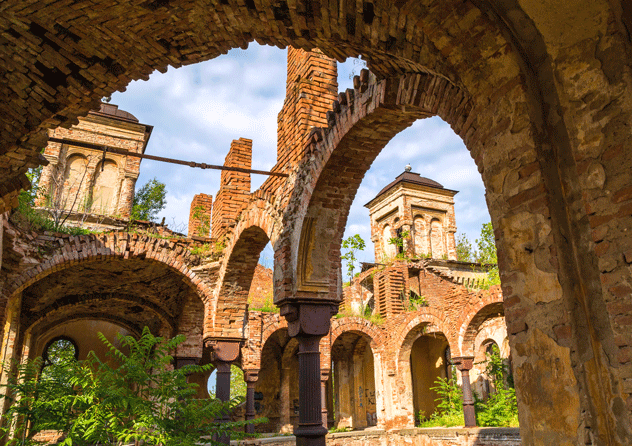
[418,371,463,427]
[474,345,519,427]
[1,327,256,446]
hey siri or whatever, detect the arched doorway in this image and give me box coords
[256,328,299,433]
[409,333,451,423]
[331,331,377,430]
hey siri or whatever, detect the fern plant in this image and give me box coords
[1,327,254,446]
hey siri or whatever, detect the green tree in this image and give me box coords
[131,178,167,222]
[341,234,366,284]
[475,222,500,286]
[455,233,474,262]
[475,222,497,264]
[1,328,251,446]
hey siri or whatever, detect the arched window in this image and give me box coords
[41,337,79,381]
[430,219,444,259]
[413,216,427,257]
[59,154,89,212]
[382,225,395,259]
[92,159,119,214]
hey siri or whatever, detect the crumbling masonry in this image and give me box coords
[2,2,632,444]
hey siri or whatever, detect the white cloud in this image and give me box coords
[112,44,490,258]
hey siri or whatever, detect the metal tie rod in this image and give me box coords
[47,137,289,178]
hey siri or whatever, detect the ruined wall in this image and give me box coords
[276,48,337,173]
[211,138,252,242]
[248,264,273,309]
[188,193,213,238]
[237,428,521,445]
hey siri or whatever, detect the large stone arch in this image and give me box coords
[271,30,632,446]
[390,310,454,429]
[2,232,210,362]
[209,195,282,340]
[0,1,631,443]
[4,232,212,304]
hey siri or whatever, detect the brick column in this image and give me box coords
[452,356,476,427]
[118,175,137,218]
[188,193,213,237]
[320,369,330,429]
[206,340,241,445]
[281,303,336,446]
[244,370,259,434]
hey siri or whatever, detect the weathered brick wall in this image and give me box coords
[248,264,273,309]
[236,428,521,445]
[276,48,337,173]
[0,219,213,361]
[188,193,213,238]
[211,138,252,242]
[2,2,632,441]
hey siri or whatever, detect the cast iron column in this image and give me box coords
[320,369,330,429]
[206,339,242,445]
[453,356,476,427]
[281,303,335,446]
[244,370,259,434]
[215,361,232,445]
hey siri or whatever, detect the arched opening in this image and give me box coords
[409,333,451,423]
[91,159,119,215]
[256,328,299,433]
[58,154,89,212]
[331,331,377,430]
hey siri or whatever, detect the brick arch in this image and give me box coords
[209,197,282,340]
[393,309,455,363]
[4,232,212,305]
[330,317,385,353]
[1,2,631,441]
[260,316,288,352]
[275,72,480,302]
[1,0,526,212]
[27,311,155,343]
[457,288,505,357]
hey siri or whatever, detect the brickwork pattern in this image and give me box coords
[1,219,212,358]
[211,138,252,241]
[1,2,632,441]
[188,193,213,238]
[240,259,506,430]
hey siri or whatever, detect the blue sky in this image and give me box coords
[111,43,490,265]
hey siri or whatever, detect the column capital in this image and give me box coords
[204,337,243,363]
[280,302,338,337]
[244,369,260,382]
[451,356,475,371]
[173,356,200,369]
[320,369,330,381]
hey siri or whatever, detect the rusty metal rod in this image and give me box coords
[47,137,289,178]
